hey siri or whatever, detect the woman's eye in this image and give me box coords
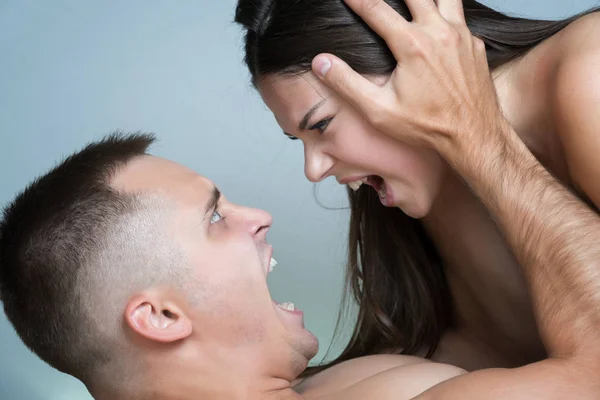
[210,210,223,224]
[309,117,333,133]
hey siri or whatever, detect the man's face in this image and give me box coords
[113,155,319,374]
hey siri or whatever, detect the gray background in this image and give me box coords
[0,1,597,398]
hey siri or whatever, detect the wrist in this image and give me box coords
[438,117,523,183]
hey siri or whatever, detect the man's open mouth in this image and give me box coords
[268,255,298,312]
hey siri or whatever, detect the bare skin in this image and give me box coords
[243,8,600,398]
[258,1,600,375]
[295,355,465,399]
[39,2,600,398]
[89,154,463,400]
[424,11,600,371]
[305,0,600,398]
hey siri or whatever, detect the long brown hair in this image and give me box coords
[234,0,599,373]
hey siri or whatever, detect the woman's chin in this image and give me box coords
[395,201,431,219]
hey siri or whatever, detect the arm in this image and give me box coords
[443,118,600,362]
[439,13,600,365]
[412,120,600,399]
[415,32,600,398]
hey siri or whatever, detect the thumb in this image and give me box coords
[312,54,381,117]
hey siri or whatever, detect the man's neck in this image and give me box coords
[90,342,310,400]
[91,364,304,400]
[94,384,303,400]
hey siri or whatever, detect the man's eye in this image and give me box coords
[210,210,223,224]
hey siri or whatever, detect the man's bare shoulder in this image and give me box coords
[314,362,465,400]
[295,354,430,399]
[295,354,465,400]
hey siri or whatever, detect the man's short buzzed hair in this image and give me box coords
[0,132,160,381]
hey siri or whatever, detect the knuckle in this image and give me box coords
[384,11,397,35]
[368,110,386,129]
[438,26,461,46]
[368,100,391,129]
[407,33,428,58]
[473,36,487,53]
[362,0,381,13]
[335,70,354,95]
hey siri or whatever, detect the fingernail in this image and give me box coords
[314,56,331,77]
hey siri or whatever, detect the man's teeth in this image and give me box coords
[347,177,369,192]
[269,257,277,272]
[279,302,295,311]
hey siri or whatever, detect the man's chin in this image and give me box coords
[305,331,320,360]
[272,302,319,360]
[289,329,319,367]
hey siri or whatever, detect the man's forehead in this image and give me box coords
[112,155,216,201]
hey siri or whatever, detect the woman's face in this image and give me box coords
[258,72,447,218]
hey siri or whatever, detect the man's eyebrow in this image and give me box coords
[283,99,327,138]
[202,186,221,220]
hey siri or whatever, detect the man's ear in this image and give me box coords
[124,290,193,343]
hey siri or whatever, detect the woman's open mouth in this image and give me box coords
[346,175,394,207]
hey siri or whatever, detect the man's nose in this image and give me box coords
[230,205,272,240]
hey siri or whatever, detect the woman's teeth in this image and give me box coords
[347,177,386,199]
[269,257,277,273]
[278,302,295,311]
[348,181,362,191]
[348,177,369,191]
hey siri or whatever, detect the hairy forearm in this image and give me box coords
[442,122,600,359]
